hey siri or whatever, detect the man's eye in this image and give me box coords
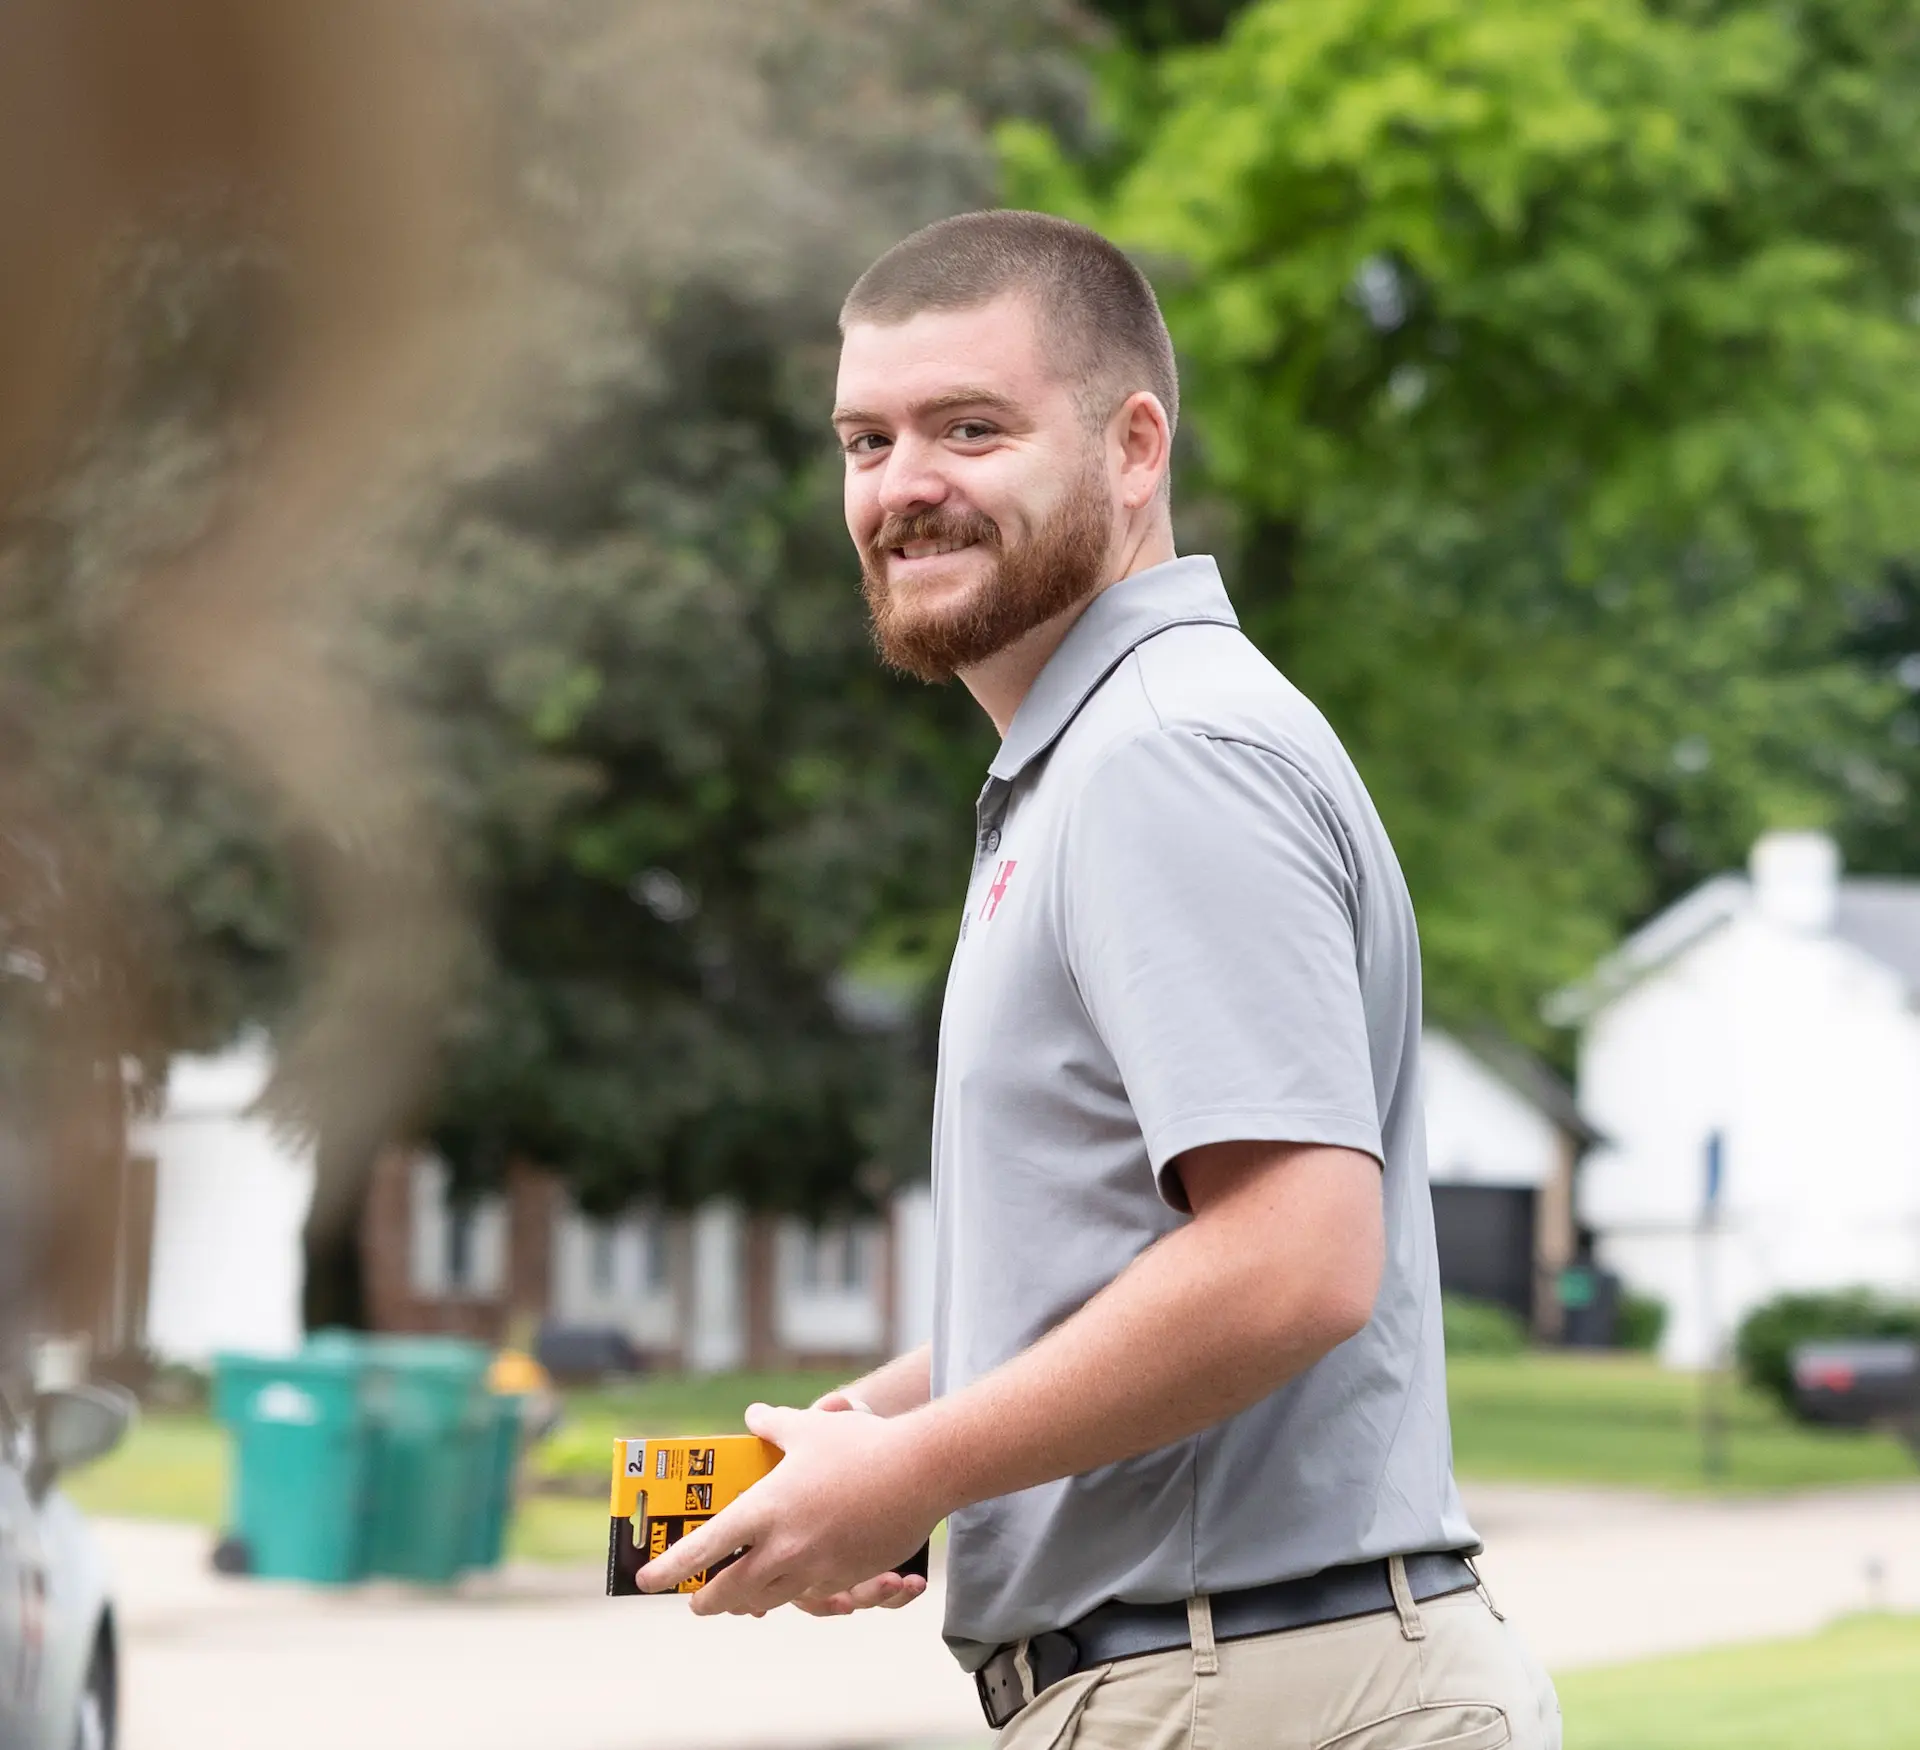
[950,421,997,442]
[843,432,888,456]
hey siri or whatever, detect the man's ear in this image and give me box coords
[1113,389,1172,509]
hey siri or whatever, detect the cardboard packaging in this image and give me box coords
[606,1435,781,1596]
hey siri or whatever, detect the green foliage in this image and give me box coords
[1082,0,1248,53]
[1007,0,1920,1037]
[1442,1292,1529,1355]
[396,0,1092,1212]
[1735,1289,1920,1416]
[1617,1291,1668,1354]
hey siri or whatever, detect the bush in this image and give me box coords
[1735,1289,1920,1416]
[1443,1294,1529,1356]
[1617,1292,1668,1353]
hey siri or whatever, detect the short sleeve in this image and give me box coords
[1062,728,1383,1210]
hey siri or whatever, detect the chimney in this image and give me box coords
[1749,830,1840,933]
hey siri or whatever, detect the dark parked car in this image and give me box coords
[1792,1340,1920,1455]
[535,1323,645,1382]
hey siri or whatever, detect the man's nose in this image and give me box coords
[876,438,950,516]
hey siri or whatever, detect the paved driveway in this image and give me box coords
[105,1481,1920,1750]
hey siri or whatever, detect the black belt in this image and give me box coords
[975,1552,1480,1730]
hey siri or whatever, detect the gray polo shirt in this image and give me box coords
[929,555,1476,1669]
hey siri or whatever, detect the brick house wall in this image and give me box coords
[360,1146,905,1373]
[359,1148,558,1344]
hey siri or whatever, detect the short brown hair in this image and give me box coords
[841,210,1178,434]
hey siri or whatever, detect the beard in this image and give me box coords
[859,458,1113,684]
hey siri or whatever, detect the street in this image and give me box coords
[105,1481,1920,1750]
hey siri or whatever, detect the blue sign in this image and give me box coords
[1704,1130,1725,1218]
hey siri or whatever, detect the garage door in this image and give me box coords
[1429,1184,1535,1320]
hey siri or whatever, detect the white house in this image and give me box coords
[1550,830,1920,1367]
[130,1038,315,1366]
[1422,1029,1592,1337]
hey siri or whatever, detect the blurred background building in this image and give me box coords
[1558,831,1920,1366]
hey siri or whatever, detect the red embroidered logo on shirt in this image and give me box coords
[980,858,1018,921]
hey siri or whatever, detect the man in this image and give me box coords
[639,210,1562,1749]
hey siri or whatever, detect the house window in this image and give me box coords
[446,1202,477,1292]
[589,1225,616,1294]
[840,1227,867,1292]
[640,1218,670,1294]
[797,1222,870,1294]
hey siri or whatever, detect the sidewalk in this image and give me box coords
[1465,1478,1920,1670]
[105,1480,1920,1750]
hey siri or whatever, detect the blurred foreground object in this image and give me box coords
[0,0,482,1362]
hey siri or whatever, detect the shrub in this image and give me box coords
[1735,1289,1920,1416]
[1617,1292,1668,1353]
[1443,1294,1529,1356]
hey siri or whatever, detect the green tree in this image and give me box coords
[1008,0,1920,1035]
[400,0,1092,1214]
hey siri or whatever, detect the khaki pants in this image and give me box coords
[998,1563,1561,1750]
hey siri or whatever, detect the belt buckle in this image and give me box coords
[975,1631,1080,1731]
[975,1654,1021,1731]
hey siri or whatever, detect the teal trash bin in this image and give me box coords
[213,1347,375,1584]
[361,1337,491,1584]
[461,1392,525,1572]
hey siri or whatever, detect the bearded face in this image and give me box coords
[859,446,1113,683]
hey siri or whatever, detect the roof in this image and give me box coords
[1834,880,1920,993]
[1546,871,1920,1025]
[1448,1029,1604,1147]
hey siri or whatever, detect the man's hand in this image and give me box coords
[635,1401,942,1617]
[788,1390,927,1616]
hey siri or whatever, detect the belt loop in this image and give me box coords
[1465,1555,1506,1622]
[1012,1638,1039,1708]
[1387,1555,1427,1643]
[1187,1594,1219,1677]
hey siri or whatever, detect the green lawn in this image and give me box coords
[1559,1614,1920,1750]
[527,1368,846,1492]
[1447,1353,1915,1493]
[60,1354,1915,1569]
[61,1369,849,1568]
[62,1410,228,1526]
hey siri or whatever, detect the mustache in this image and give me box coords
[872,507,1001,554]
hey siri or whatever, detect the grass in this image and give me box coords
[62,1410,226,1527]
[527,1369,845,1490]
[1446,1352,1915,1493]
[59,1355,1915,1569]
[1559,1614,1920,1749]
[60,1370,848,1569]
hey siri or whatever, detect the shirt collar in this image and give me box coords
[987,554,1238,782]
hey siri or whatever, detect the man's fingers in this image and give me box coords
[637,1501,755,1594]
[688,1552,800,1618]
[743,1400,804,1448]
[808,1390,856,1412]
[881,1574,926,1608]
[792,1571,925,1616]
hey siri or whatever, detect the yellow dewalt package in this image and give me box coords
[605,1435,781,1596]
